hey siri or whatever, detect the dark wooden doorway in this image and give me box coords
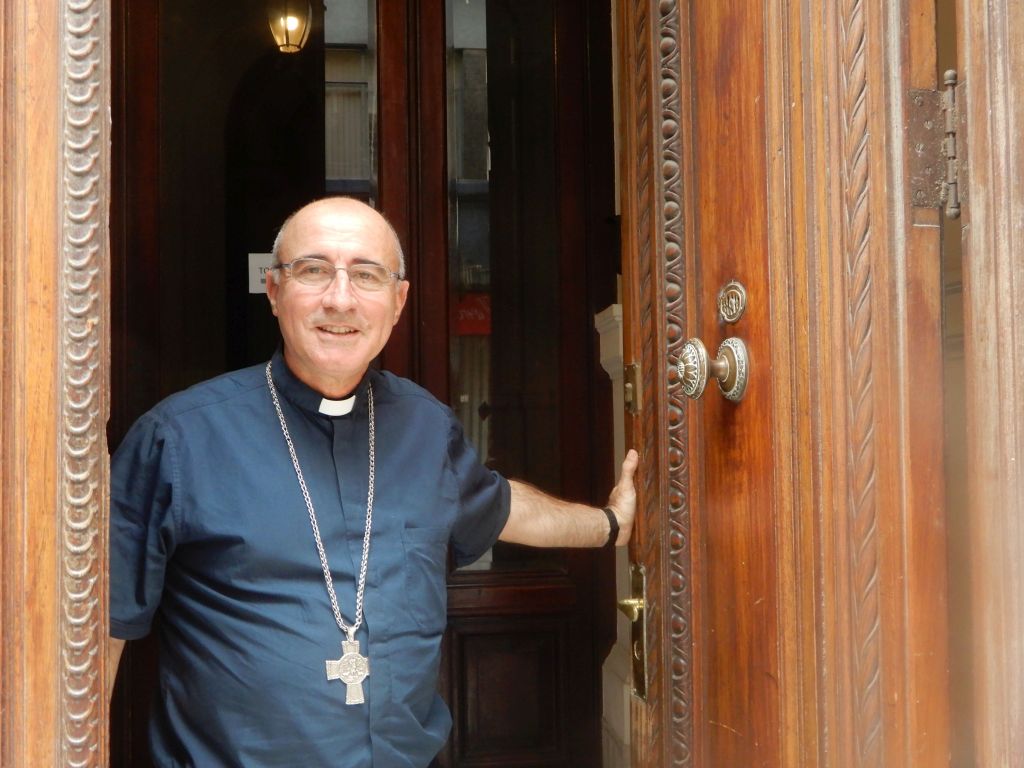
[109,1,618,766]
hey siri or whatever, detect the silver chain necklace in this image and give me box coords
[265,361,373,705]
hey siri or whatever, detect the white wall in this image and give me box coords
[596,303,632,768]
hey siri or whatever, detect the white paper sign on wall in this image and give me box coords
[248,253,275,294]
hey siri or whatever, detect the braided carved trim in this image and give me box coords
[60,0,109,764]
[838,0,883,763]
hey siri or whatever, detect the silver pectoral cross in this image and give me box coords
[326,639,370,705]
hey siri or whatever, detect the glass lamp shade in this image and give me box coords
[269,1,312,53]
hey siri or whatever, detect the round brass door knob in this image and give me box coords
[677,337,749,402]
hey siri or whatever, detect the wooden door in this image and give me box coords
[674,4,781,761]
[615,0,959,765]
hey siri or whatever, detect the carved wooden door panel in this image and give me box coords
[667,3,780,763]
[617,0,954,765]
[641,3,787,763]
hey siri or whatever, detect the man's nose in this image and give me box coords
[320,269,357,310]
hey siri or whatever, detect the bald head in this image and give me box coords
[271,197,406,279]
[265,195,410,397]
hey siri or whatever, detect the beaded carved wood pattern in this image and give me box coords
[655,1,694,766]
[622,0,667,762]
[621,0,695,764]
[60,0,110,764]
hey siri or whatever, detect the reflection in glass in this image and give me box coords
[448,0,493,570]
[448,1,491,467]
[325,0,377,202]
[447,0,563,573]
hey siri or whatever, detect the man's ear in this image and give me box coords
[266,270,279,316]
[392,280,410,325]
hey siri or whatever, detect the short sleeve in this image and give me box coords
[109,412,179,639]
[447,415,511,567]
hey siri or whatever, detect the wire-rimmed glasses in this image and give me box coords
[273,257,402,292]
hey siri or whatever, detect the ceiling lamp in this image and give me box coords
[269,1,312,53]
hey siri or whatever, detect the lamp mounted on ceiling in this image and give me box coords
[269,0,312,53]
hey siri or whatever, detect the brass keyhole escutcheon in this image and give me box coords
[717,280,747,324]
[677,337,749,402]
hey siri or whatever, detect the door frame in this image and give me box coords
[1,0,113,765]
[957,2,1024,761]
[0,0,1022,766]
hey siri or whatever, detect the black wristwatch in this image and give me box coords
[603,507,619,547]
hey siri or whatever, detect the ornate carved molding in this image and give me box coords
[837,0,883,763]
[621,1,693,763]
[656,1,692,766]
[621,0,667,761]
[59,0,109,764]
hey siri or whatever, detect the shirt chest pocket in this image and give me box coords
[400,526,450,635]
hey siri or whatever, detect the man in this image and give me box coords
[109,197,639,768]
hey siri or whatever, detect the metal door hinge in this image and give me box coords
[940,70,963,218]
[624,363,642,415]
[908,70,965,218]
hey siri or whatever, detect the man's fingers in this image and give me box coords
[617,449,639,488]
[607,450,639,546]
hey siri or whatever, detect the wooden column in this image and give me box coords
[1,0,111,765]
[816,0,952,764]
[959,0,1024,762]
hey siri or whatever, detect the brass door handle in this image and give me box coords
[617,597,644,623]
[677,337,749,402]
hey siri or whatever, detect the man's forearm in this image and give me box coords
[499,449,638,548]
[501,481,616,548]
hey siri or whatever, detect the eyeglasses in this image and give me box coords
[273,257,402,292]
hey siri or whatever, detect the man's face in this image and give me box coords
[267,199,409,396]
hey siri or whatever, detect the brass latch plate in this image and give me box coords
[618,563,647,700]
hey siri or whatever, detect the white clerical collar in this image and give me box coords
[318,394,356,416]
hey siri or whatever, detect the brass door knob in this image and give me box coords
[677,337,749,402]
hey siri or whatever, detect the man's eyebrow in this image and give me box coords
[349,256,387,267]
[290,253,388,268]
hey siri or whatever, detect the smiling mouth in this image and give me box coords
[317,325,358,336]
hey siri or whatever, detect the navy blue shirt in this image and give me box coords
[110,351,511,767]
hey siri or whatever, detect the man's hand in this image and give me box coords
[606,448,639,546]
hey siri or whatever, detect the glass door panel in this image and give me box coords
[325,0,377,202]
[446,0,563,573]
